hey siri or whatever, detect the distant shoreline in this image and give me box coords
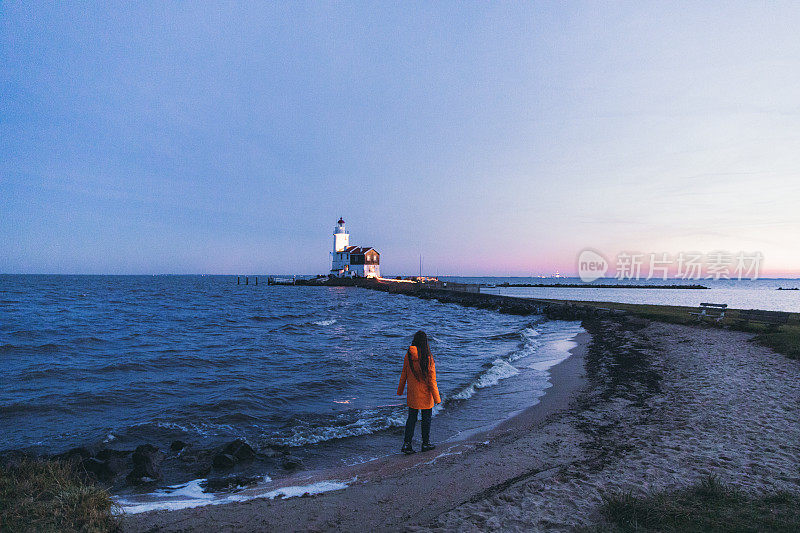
[294,278,709,290]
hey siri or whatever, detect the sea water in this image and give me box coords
[0,274,581,508]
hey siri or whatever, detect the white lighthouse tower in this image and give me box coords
[330,218,351,276]
[333,217,349,252]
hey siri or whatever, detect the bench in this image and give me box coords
[737,309,791,330]
[689,302,727,322]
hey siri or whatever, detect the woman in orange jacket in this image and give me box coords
[397,330,441,454]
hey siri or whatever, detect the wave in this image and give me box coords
[10,329,57,339]
[0,343,65,354]
[94,361,158,373]
[450,359,520,400]
[487,331,524,340]
[251,313,313,322]
[450,325,540,401]
[270,410,407,447]
[265,318,338,330]
[12,366,81,380]
[509,327,541,362]
[72,336,108,346]
[0,401,75,416]
[128,420,239,438]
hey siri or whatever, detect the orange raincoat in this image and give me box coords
[397,346,441,409]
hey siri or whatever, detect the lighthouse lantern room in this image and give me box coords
[330,218,380,278]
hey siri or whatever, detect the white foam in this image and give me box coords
[523,327,540,337]
[115,476,348,515]
[528,338,577,371]
[509,327,542,362]
[115,479,220,514]
[276,410,408,446]
[159,479,209,500]
[451,359,521,400]
[421,449,463,465]
[312,319,337,326]
[261,480,350,499]
[132,420,237,437]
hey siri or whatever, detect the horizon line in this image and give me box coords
[2,273,800,280]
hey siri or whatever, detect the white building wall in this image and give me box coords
[330,251,349,273]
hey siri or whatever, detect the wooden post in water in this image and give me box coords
[237,276,240,285]
[246,276,249,285]
[255,276,258,285]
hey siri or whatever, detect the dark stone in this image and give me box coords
[126,444,162,485]
[220,439,255,462]
[212,453,236,469]
[211,439,256,470]
[82,457,119,482]
[86,450,131,482]
[170,440,188,453]
[281,455,303,471]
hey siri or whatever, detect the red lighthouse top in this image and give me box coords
[338,217,345,224]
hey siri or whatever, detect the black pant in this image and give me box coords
[404,408,432,444]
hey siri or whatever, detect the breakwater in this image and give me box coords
[345,279,622,322]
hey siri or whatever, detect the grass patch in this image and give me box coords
[0,456,119,533]
[754,330,800,360]
[597,476,800,532]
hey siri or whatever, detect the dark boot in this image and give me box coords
[401,441,416,455]
[421,442,436,452]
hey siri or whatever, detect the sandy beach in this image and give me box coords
[121,315,800,532]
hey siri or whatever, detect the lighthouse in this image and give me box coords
[330,218,380,278]
[333,217,349,252]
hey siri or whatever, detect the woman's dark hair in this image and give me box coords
[409,330,433,384]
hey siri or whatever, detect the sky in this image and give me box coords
[2,2,800,276]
